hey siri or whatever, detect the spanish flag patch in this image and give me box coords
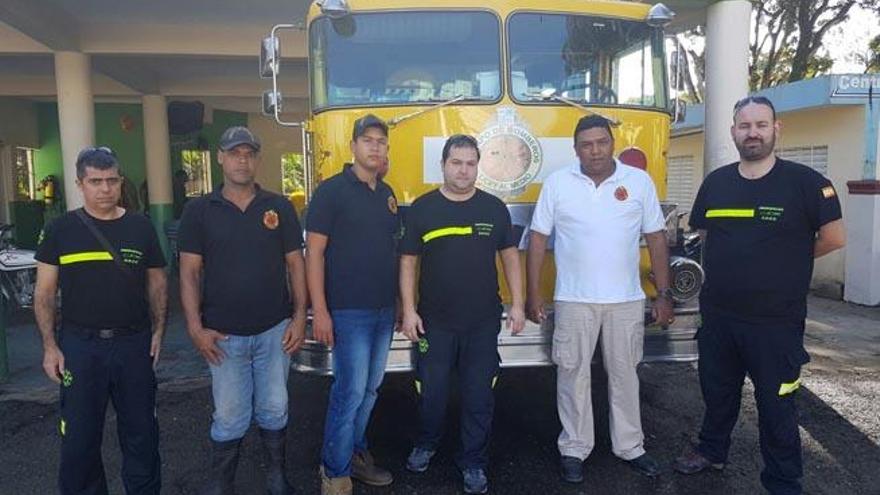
[821,186,836,199]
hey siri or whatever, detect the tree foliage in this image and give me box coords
[858,34,880,74]
[749,0,867,89]
[281,152,304,196]
[675,0,878,101]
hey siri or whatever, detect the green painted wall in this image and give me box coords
[96,104,147,187]
[26,103,246,254]
[33,103,247,204]
[34,103,64,201]
[33,102,149,207]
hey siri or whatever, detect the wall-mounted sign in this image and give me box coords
[831,75,880,99]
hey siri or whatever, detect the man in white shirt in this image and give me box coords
[526,115,673,482]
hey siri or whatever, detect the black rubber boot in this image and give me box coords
[260,428,295,495]
[201,438,241,495]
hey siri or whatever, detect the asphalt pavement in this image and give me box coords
[1,294,878,494]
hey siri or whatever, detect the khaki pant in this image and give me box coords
[553,300,646,461]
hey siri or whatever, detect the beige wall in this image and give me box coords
[0,97,38,148]
[669,105,865,296]
[247,112,306,195]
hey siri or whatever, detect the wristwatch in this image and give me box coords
[655,288,673,301]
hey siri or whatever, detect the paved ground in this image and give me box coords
[1,294,878,494]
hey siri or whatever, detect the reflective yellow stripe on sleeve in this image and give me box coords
[778,379,801,396]
[59,251,114,265]
[422,226,473,243]
[705,209,755,218]
[414,380,422,395]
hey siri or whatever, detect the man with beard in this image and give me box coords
[674,96,845,495]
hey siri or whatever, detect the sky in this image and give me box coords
[826,6,880,74]
[673,5,879,80]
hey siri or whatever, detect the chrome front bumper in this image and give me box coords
[292,305,700,375]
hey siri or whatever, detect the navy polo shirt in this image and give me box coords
[178,185,304,335]
[306,164,400,310]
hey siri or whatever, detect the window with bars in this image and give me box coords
[181,150,212,197]
[12,147,36,201]
[777,145,829,176]
[666,154,696,211]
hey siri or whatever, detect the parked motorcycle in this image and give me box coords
[0,224,37,314]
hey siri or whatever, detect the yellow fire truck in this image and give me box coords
[260,0,702,374]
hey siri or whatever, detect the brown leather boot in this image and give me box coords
[351,450,393,487]
[201,439,240,495]
[319,466,352,495]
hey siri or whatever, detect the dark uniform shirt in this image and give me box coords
[178,185,304,335]
[400,189,515,329]
[689,158,842,323]
[305,164,400,310]
[35,210,166,330]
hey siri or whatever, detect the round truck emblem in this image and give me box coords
[476,107,543,198]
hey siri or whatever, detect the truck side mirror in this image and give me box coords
[260,36,280,78]
[262,90,282,116]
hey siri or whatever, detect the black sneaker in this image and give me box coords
[462,468,488,494]
[627,453,661,478]
[560,455,584,484]
[673,447,725,475]
[405,447,435,473]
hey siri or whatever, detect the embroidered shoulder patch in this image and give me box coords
[821,186,836,199]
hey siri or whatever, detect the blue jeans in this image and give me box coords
[321,307,395,477]
[209,318,292,442]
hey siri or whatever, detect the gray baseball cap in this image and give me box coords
[352,114,388,141]
[219,126,261,152]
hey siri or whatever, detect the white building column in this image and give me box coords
[844,102,880,305]
[142,94,174,257]
[702,0,751,174]
[54,51,95,210]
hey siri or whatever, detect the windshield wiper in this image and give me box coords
[523,88,620,126]
[425,95,490,102]
[388,94,488,127]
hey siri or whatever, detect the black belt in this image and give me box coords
[66,325,146,339]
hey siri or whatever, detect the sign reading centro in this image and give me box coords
[831,75,880,98]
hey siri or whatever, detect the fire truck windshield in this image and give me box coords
[310,10,502,110]
[508,12,668,109]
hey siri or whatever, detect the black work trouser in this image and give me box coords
[58,326,161,495]
[696,309,810,495]
[414,319,500,469]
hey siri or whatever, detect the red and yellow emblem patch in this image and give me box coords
[614,186,628,201]
[263,209,279,230]
[387,195,398,214]
[821,186,836,199]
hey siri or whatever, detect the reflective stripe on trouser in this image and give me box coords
[696,309,808,495]
[58,327,160,495]
[415,319,500,470]
[553,300,646,461]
